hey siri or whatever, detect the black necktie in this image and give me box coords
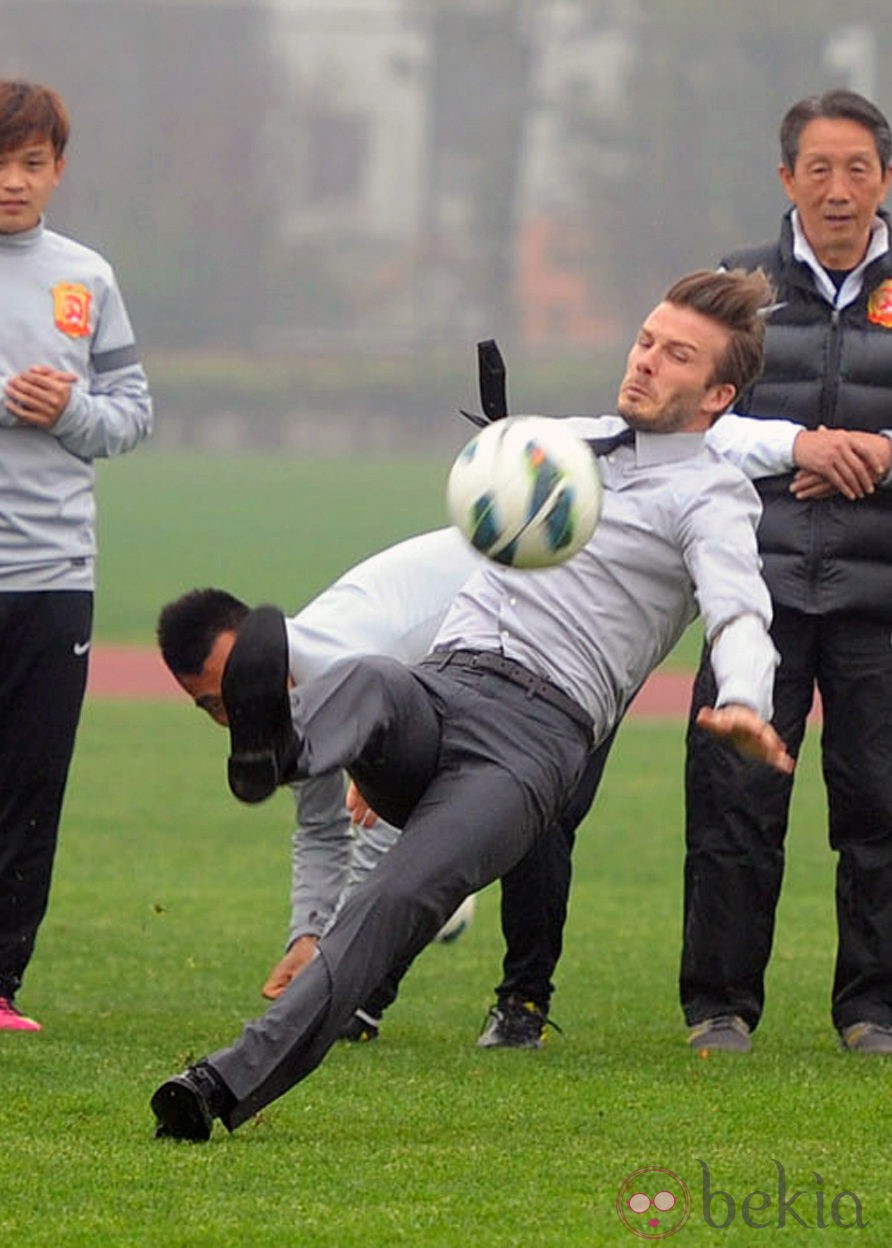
[457,401,636,458]
[585,426,636,456]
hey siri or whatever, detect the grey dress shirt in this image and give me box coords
[433,415,775,748]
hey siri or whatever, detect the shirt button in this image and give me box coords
[509,597,517,606]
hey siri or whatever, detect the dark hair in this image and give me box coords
[157,588,249,676]
[663,267,774,403]
[779,88,891,172]
[0,80,70,158]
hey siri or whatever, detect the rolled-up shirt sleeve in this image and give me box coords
[706,412,799,479]
[680,465,778,721]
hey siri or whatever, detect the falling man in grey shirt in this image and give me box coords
[151,267,795,1141]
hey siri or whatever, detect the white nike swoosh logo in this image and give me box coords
[73,641,91,656]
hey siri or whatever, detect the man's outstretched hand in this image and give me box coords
[696,704,794,774]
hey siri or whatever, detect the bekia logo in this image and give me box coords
[616,1160,866,1236]
[615,1167,691,1239]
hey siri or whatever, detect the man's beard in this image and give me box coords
[617,389,703,433]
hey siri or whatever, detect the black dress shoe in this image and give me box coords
[151,1062,232,1141]
[221,605,299,803]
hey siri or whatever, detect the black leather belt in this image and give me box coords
[424,649,593,737]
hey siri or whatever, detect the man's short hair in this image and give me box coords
[780,88,892,172]
[157,588,249,676]
[663,267,774,405]
[0,80,69,159]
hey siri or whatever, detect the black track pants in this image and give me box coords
[0,591,92,999]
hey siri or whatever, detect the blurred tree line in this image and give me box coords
[3,0,890,446]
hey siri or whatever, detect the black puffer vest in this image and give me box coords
[723,209,892,621]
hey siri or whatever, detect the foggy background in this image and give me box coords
[4,0,890,452]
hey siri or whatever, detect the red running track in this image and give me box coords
[87,646,822,722]
[87,646,692,717]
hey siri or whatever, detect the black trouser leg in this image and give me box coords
[356,955,411,1020]
[359,720,616,1022]
[819,615,892,1030]
[293,654,442,829]
[0,592,92,999]
[294,655,443,1024]
[495,733,614,1011]
[680,609,813,1030]
[208,663,590,1127]
[213,765,540,1127]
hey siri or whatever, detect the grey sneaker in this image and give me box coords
[840,1021,892,1054]
[687,1014,752,1053]
[477,996,554,1049]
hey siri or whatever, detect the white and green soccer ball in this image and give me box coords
[446,416,602,569]
[434,893,477,944]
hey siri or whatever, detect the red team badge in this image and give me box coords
[867,278,892,329]
[52,282,92,337]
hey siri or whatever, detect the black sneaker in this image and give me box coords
[222,605,298,803]
[687,1014,752,1053]
[151,1062,231,1141]
[477,996,553,1049]
[338,1010,381,1043]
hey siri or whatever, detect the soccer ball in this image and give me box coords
[446,416,602,569]
[434,893,476,944]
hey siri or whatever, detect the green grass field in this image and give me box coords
[92,450,460,641]
[3,452,880,1244]
[4,709,884,1245]
[92,449,706,665]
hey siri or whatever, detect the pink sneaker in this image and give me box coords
[0,997,42,1032]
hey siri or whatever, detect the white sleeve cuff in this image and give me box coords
[710,613,779,722]
[707,413,799,479]
[879,431,892,488]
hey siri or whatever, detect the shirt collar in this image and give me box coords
[633,429,708,466]
[0,217,45,249]
[578,415,709,466]
[790,208,889,308]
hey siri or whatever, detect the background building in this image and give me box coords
[4,0,889,447]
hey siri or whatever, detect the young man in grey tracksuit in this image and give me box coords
[0,80,153,1031]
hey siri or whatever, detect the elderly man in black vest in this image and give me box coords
[682,89,892,1055]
